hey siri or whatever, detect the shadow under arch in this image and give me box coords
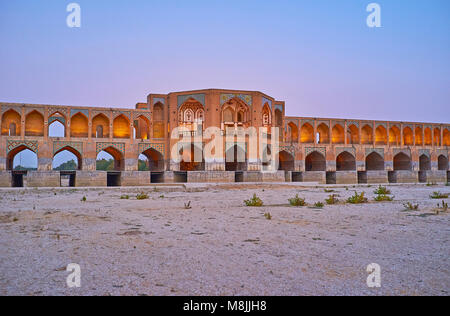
[96,146,125,171]
[278,150,294,171]
[305,151,326,171]
[141,148,164,171]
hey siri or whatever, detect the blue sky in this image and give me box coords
[1,0,449,166]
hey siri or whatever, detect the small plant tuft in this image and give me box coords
[288,195,306,207]
[120,195,130,200]
[325,194,339,205]
[313,202,324,208]
[430,191,449,199]
[136,193,149,200]
[374,185,391,195]
[81,196,87,202]
[403,202,419,211]
[324,189,334,193]
[244,194,264,207]
[184,201,192,209]
[374,194,394,202]
[264,212,272,220]
[346,192,368,204]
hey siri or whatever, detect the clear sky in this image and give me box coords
[1,0,449,166]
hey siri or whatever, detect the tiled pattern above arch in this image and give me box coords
[7,140,38,154]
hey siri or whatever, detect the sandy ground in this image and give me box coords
[0,183,449,296]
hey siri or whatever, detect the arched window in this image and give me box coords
[184,109,194,123]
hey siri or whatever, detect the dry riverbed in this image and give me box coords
[0,183,449,296]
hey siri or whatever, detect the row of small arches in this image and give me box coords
[286,122,450,146]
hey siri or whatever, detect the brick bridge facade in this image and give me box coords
[0,89,449,187]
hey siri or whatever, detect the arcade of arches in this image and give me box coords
[0,88,449,187]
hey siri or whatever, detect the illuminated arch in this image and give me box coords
[361,125,373,144]
[300,123,314,143]
[113,114,130,139]
[92,114,110,138]
[1,109,21,136]
[25,110,44,137]
[375,125,387,145]
[70,113,89,138]
[403,127,413,146]
[332,124,345,144]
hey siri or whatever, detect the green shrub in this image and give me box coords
[346,192,368,204]
[374,194,394,202]
[430,191,449,199]
[313,202,324,208]
[288,195,306,207]
[264,212,272,220]
[325,194,339,205]
[120,195,130,200]
[324,189,334,193]
[136,193,149,200]
[374,185,391,195]
[244,194,264,207]
[81,196,86,202]
[403,202,419,211]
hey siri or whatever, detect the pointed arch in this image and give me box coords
[300,123,314,143]
[305,151,326,171]
[403,127,413,146]
[347,124,359,144]
[96,146,124,171]
[25,110,44,136]
[70,112,89,138]
[389,126,401,146]
[415,126,423,146]
[438,155,448,171]
[332,124,345,144]
[141,148,164,171]
[375,125,387,145]
[361,125,373,144]
[336,151,356,171]
[262,103,271,126]
[113,114,130,139]
[53,146,83,170]
[278,150,295,171]
[419,154,431,171]
[287,122,299,143]
[7,145,37,171]
[393,152,411,171]
[317,123,329,144]
[92,113,110,138]
[1,109,21,136]
[135,115,150,140]
[366,152,384,170]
